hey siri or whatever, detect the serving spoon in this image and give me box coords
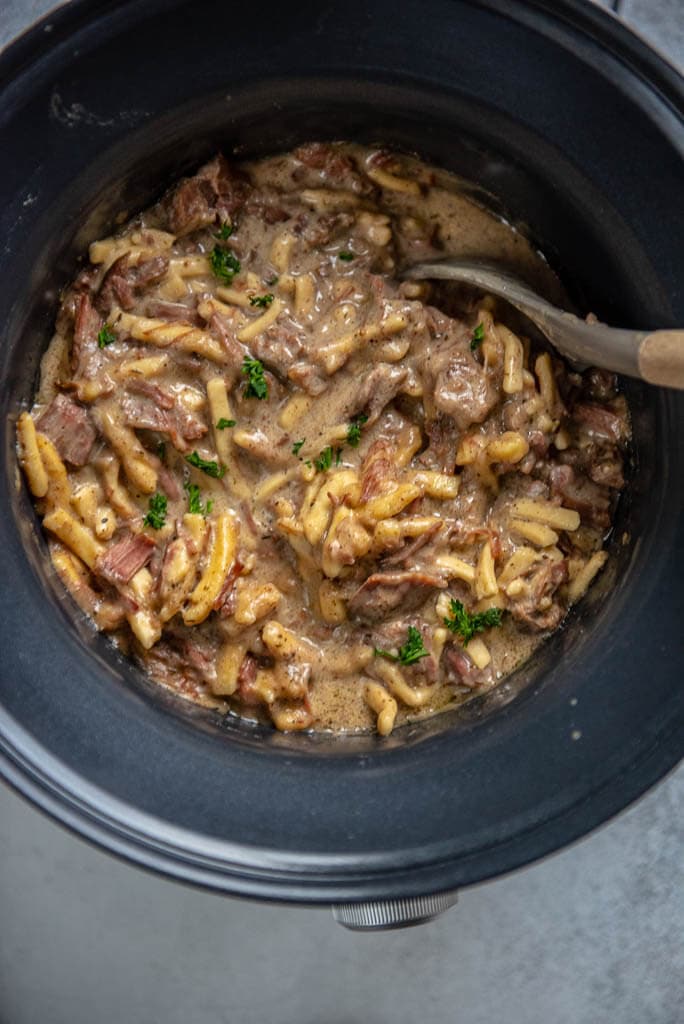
[404,259,684,390]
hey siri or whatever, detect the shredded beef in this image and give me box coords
[37,394,97,466]
[507,558,568,631]
[96,532,155,585]
[349,570,446,623]
[97,254,168,314]
[71,293,103,379]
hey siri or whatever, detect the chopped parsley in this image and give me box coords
[143,492,167,530]
[242,356,268,400]
[215,222,233,240]
[157,440,166,461]
[185,451,225,478]
[470,323,485,350]
[444,599,503,646]
[374,626,429,667]
[338,251,355,262]
[346,412,368,448]
[184,481,213,517]
[335,447,343,466]
[216,418,236,430]
[210,245,241,284]
[266,276,279,286]
[314,446,334,473]
[249,293,274,308]
[292,439,305,456]
[97,324,116,348]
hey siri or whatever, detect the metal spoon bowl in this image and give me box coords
[405,259,684,390]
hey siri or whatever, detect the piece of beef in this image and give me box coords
[96,532,155,585]
[287,362,328,396]
[433,346,499,430]
[549,463,611,529]
[166,176,217,236]
[348,570,446,623]
[126,378,175,409]
[383,521,443,564]
[96,254,169,314]
[71,292,103,379]
[444,646,482,689]
[302,211,355,247]
[507,558,568,631]
[206,312,247,374]
[144,298,202,324]
[198,155,253,221]
[359,439,396,503]
[419,414,460,473]
[121,393,207,451]
[36,393,97,466]
[293,143,374,195]
[237,653,260,705]
[213,558,244,617]
[585,368,618,402]
[244,187,294,225]
[572,402,629,444]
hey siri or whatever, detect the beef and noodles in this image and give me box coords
[16,143,630,735]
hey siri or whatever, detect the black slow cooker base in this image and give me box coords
[0,0,682,900]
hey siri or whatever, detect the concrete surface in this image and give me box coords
[1,2,682,1023]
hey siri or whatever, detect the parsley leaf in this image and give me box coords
[143,492,167,530]
[97,324,116,348]
[157,440,166,461]
[470,323,485,350]
[184,480,213,517]
[242,357,268,400]
[444,599,502,646]
[314,446,334,473]
[185,451,225,478]
[210,246,241,284]
[374,626,429,666]
[215,222,233,240]
[216,418,236,430]
[292,439,305,456]
[249,293,274,308]
[346,412,368,448]
[266,276,279,286]
[335,447,343,466]
[338,251,355,262]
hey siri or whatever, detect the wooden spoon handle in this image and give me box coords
[638,330,684,389]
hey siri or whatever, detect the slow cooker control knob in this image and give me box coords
[331,891,459,930]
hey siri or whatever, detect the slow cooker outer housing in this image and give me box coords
[0,0,682,902]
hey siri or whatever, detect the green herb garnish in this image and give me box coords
[470,323,485,350]
[185,451,225,478]
[374,626,429,666]
[242,356,268,400]
[314,446,334,473]
[210,246,241,284]
[215,222,233,240]
[184,481,213,517]
[444,599,502,646]
[216,418,236,430]
[249,293,274,308]
[338,251,355,262]
[157,440,166,461]
[143,492,167,530]
[346,412,368,448]
[97,324,116,348]
[335,447,343,466]
[292,439,305,456]
[266,276,279,286]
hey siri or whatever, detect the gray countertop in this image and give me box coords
[1,2,682,1023]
